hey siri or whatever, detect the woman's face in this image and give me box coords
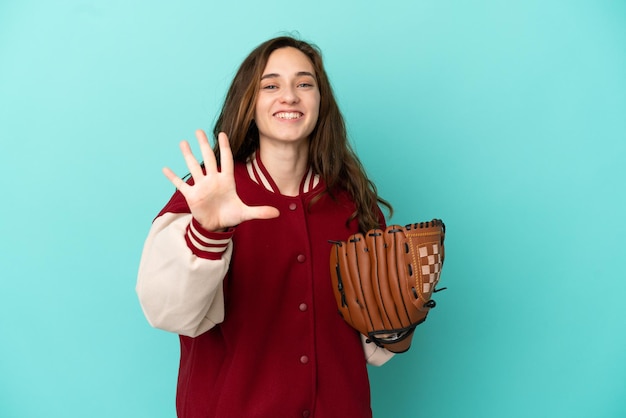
[254,47,321,147]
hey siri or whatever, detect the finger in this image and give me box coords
[162,166,187,191]
[179,140,204,180]
[196,129,217,174]
[242,205,280,222]
[217,132,234,174]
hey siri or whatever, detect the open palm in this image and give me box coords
[163,130,279,231]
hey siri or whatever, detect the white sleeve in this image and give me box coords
[136,212,233,337]
[361,334,395,366]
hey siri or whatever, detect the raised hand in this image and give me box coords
[163,130,280,231]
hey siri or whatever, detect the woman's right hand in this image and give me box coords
[163,129,280,231]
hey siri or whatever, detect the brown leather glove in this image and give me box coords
[329,220,446,353]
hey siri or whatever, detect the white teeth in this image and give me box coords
[275,112,302,120]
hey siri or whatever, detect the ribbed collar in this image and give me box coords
[245,151,320,195]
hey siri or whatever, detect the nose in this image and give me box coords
[279,85,299,104]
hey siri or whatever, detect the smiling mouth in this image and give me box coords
[274,112,303,120]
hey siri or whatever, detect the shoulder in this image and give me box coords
[156,187,189,218]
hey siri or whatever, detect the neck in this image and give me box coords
[258,140,309,196]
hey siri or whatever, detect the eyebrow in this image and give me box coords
[261,71,316,80]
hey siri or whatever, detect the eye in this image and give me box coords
[297,82,315,88]
[262,84,278,90]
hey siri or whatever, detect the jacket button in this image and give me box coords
[300,355,309,364]
[289,202,297,210]
[302,410,311,417]
[297,254,306,263]
[299,303,308,312]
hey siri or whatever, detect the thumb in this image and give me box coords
[243,205,280,222]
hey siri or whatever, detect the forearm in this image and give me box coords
[136,212,233,337]
[361,334,395,366]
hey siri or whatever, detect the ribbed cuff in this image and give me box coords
[185,218,234,260]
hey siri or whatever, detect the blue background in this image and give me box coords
[1,0,625,417]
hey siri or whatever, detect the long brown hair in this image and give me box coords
[213,36,392,232]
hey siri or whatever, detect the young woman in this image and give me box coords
[137,36,394,418]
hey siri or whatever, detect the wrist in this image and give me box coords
[185,218,234,260]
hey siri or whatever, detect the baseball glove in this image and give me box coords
[329,219,446,353]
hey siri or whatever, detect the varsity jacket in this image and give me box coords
[137,152,393,418]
